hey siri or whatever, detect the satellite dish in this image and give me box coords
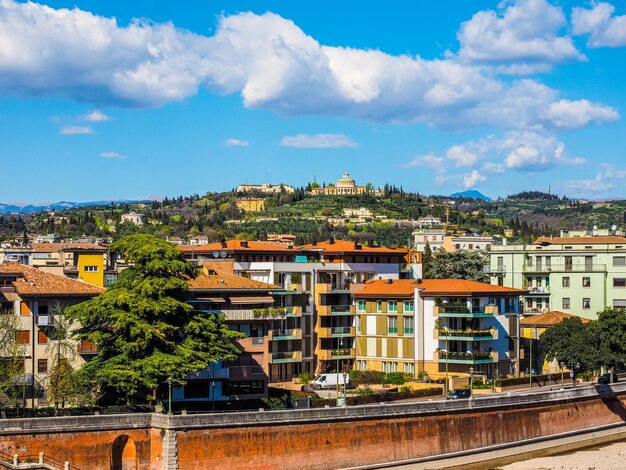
[612,225,617,231]
[212,251,220,258]
[220,251,227,258]
[593,225,598,231]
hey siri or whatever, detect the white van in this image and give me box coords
[311,373,349,390]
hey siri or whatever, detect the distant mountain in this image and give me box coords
[0,199,156,214]
[449,190,491,201]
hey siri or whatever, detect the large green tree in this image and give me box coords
[423,250,488,282]
[66,234,242,402]
[591,308,626,374]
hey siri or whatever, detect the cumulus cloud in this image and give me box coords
[60,125,93,135]
[224,138,250,147]
[403,155,446,172]
[100,151,124,159]
[0,1,616,131]
[446,145,478,167]
[501,131,585,170]
[463,170,486,189]
[561,164,626,196]
[456,0,584,71]
[280,133,357,148]
[83,110,110,122]
[544,99,619,129]
[573,2,626,47]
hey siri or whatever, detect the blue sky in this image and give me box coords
[1,0,626,203]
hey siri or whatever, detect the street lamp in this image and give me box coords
[443,326,449,395]
[560,362,565,390]
[336,338,343,407]
[469,367,474,399]
[167,377,173,415]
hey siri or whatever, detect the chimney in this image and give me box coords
[241,241,249,248]
[386,279,393,284]
[354,242,362,250]
[329,237,335,245]
[220,238,227,249]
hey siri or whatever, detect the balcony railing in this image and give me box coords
[436,351,497,364]
[186,367,230,380]
[524,264,607,273]
[319,348,356,360]
[269,329,302,340]
[329,305,352,315]
[318,326,355,338]
[527,287,550,295]
[269,351,302,363]
[77,341,97,354]
[435,305,496,317]
[483,265,506,274]
[437,328,497,341]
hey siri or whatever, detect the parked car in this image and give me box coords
[447,388,471,399]
[598,373,619,384]
[310,373,350,390]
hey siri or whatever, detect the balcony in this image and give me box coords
[229,365,266,381]
[436,351,498,364]
[435,305,496,318]
[77,340,97,355]
[318,326,355,338]
[436,328,498,341]
[318,348,356,361]
[483,265,506,274]
[236,336,265,352]
[269,351,302,364]
[524,264,607,273]
[318,305,353,316]
[186,367,230,380]
[526,287,550,296]
[268,328,302,341]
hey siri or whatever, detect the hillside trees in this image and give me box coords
[423,250,488,282]
[66,234,242,403]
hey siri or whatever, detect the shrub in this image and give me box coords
[384,372,406,385]
[417,371,430,382]
[399,385,412,394]
[298,372,312,385]
[350,370,384,386]
[357,386,374,397]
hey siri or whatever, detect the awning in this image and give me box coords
[1,291,20,302]
[189,297,225,303]
[230,296,274,304]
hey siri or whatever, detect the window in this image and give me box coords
[562,277,570,288]
[583,298,591,310]
[498,277,504,286]
[356,315,361,334]
[16,330,29,344]
[403,317,414,334]
[376,300,383,313]
[387,316,398,334]
[613,299,626,309]
[37,330,48,344]
[357,300,366,312]
[37,359,47,374]
[582,277,591,288]
[83,266,99,272]
[614,278,626,287]
[562,298,570,309]
[403,300,414,312]
[388,301,397,312]
[614,256,626,267]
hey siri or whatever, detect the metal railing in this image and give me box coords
[524,263,607,273]
[330,326,352,335]
[329,305,352,313]
[483,265,506,274]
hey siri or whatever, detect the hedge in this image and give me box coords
[310,387,442,408]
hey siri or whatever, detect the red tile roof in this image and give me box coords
[533,236,626,246]
[0,262,105,296]
[31,243,106,253]
[298,239,406,255]
[188,272,278,290]
[178,240,294,253]
[352,279,418,298]
[520,311,590,327]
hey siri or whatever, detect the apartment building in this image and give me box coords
[353,279,525,378]
[0,262,104,406]
[412,229,500,253]
[178,238,410,374]
[486,236,626,319]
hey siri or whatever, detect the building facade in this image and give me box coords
[486,236,626,319]
[311,172,367,196]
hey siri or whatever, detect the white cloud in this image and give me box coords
[224,138,250,147]
[573,2,626,47]
[544,99,619,129]
[446,145,477,167]
[501,132,585,171]
[456,0,584,71]
[0,1,616,131]
[561,164,626,196]
[280,133,357,148]
[463,170,486,189]
[100,151,124,159]
[60,125,93,135]
[403,155,446,172]
[83,110,110,122]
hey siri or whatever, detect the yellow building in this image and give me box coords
[520,311,589,375]
[235,198,267,212]
[311,172,367,196]
[30,243,107,287]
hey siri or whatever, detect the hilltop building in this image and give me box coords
[235,198,266,213]
[486,234,626,319]
[236,183,295,194]
[311,172,368,196]
[120,212,144,226]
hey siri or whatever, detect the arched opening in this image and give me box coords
[111,435,137,470]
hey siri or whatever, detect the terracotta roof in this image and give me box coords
[0,262,105,296]
[520,311,590,327]
[416,279,526,296]
[188,272,278,290]
[178,240,294,253]
[31,243,106,253]
[298,239,407,255]
[533,236,626,246]
[352,279,418,298]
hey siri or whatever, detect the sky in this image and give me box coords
[1,0,626,203]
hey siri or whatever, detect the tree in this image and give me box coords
[0,313,25,406]
[66,234,242,403]
[423,250,488,282]
[422,242,433,278]
[540,317,598,382]
[593,308,626,376]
